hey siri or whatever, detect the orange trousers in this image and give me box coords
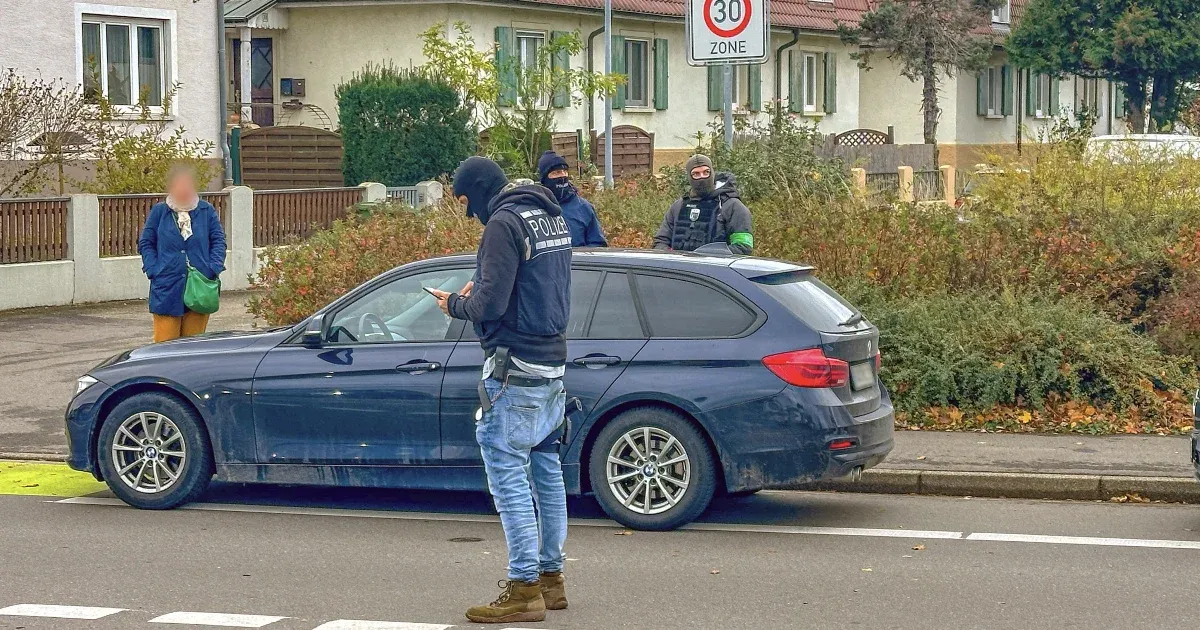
[152,311,210,343]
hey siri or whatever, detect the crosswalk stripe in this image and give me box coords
[0,604,125,619]
[311,621,453,629]
[149,611,287,627]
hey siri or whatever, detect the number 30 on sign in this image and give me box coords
[686,0,769,65]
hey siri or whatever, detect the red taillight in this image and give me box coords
[874,351,882,372]
[828,438,856,450]
[763,349,850,388]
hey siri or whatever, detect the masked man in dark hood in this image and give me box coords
[537,150,607,247]
[429,156,572,624]
[653,153,753,254]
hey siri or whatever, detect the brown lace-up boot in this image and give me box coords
[539,572,567,610]
[465,579,546,624]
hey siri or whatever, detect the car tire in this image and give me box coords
[96,392,213,509]
[588,407,716,531]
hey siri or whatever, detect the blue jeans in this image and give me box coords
[476,377,568,583]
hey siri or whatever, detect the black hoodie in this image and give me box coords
[447,183,573,365]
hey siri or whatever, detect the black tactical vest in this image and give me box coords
[670,195,722,252]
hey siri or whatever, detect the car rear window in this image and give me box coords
[635,274,755,337]
[753,272,870,332]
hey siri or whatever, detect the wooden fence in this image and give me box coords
[97,193,230,257]
[253,187,362,247]
[913,170,945,202]
[236,126,345,190]
[591,125,655,179]
[0,198,69,264]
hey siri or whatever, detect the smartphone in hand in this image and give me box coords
[422,286,440,297]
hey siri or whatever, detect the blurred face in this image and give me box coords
[548,167,569,180]
[690,165,712,180]
[167,171,198,202]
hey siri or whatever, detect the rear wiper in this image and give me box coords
[839,311,864,327]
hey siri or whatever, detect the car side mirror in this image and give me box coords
[300,317,324,348]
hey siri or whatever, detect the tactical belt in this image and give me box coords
[476,346,560,413]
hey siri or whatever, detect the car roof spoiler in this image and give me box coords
[728,257,815,279]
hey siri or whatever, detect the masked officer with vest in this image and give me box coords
[429,156,572,624]
[653,153,753,254]
[537,150,607,247]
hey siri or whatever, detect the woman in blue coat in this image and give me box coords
[137,165,226,342]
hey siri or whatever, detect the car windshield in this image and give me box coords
[754,272,870,332]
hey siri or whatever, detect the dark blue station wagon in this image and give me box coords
[66,250,895,530]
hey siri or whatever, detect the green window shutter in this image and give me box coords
[495,26,516,107]
[1025,71,1035,116]
[708,65,722,112]
[823,52,837,114]
[788,51,801,113]
[1049,76,1059,113]
[747,63,761,111]
[1001,65,1013,116]
[977,72,986,116]
[612,35,626,110]
[551,30,570,108]
[653,38,669,110]
[1113,82,1126,118]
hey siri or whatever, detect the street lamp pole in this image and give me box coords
[603,0,614,189]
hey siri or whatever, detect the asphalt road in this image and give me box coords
[3,487,1200,630]
[0,295,256,457]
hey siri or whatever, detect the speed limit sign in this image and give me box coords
[686,0,769,65]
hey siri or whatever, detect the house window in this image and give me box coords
[983,66,1004,117]
[1077,77,1099,113]
[801,52,819,113]
[81,16,165,107]
[516,31,545,105]
[624,39,649,108]
[1030,73,1052,118]
[991,0,1011,24]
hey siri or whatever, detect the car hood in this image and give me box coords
[95,328,291,370]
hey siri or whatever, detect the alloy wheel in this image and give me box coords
[110,412,187,494]
[605,426,691,515]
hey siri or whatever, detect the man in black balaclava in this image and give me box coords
[537,150,606,247]
[653,153,753,254]
[430,156,572,624]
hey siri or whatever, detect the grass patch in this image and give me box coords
[0,461,106,497]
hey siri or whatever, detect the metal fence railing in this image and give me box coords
[0,197,69,264]
[865,172,901,205]
[386,186,420,207]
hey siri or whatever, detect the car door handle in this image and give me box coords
[396,361,441,374]
[573,355,621,367]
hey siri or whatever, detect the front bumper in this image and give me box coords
[64,380,112,478]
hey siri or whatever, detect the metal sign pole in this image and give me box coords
[722,64,733,149]
[603,0,614,189]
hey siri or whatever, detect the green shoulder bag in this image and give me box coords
[183,258,221,315]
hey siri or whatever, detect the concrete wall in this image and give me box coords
[0,0,224,154]
[232,4,856,156]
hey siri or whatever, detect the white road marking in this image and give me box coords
[55,496,1200,551]
[148,611,287,627]
[311,622,452,630]
[0,604,125,619]
[682,522,964,539]
[966,532,1200,550]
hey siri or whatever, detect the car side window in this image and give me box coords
[589,272,645,339]
[634,274,755,338]
[568,270,602,339]
[326,268,474,344]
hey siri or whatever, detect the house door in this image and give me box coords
[233,37,274,126]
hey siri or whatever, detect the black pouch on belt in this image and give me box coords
[477,346,513,414]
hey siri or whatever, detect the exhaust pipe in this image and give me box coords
[849,466,864,482]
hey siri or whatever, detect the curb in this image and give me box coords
[0,453,69,463]
[806,468,1200,503]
